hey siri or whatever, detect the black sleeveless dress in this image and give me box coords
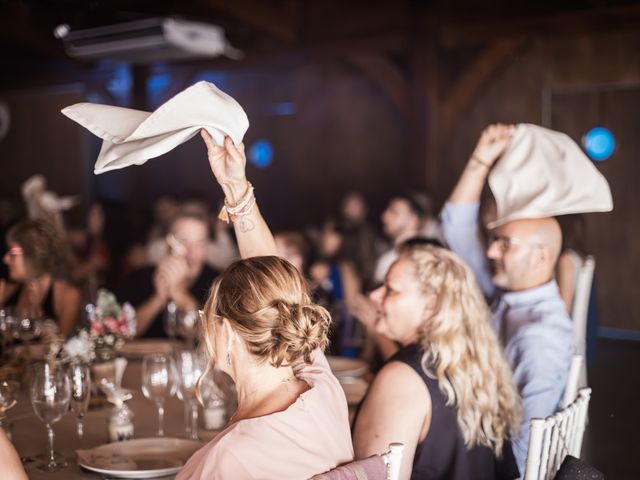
[389,343,519,480]
[4,282,56,318]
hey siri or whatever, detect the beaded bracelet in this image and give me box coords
[218,182,255,223]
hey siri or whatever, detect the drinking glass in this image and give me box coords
[31,362,71,472]
[0,380,19,432]
[163,301,178,339]
[16,314,40,359]
[68,364,91,440]
[141,353,177,437]
[174,349,205,439]
[0,308,16,360]
[177,310,199,348]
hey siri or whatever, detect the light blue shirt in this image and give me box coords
[441,202,573,475]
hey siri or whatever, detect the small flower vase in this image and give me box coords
[91,346,116,395]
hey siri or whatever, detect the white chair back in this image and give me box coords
[524,388,592,480]
[383,443,405,480]
[562,354,583,407]
[571,256,595,388]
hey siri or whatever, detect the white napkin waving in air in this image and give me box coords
[61,81,249,174]
[487,123,613,229]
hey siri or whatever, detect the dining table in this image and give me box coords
[7,345,369,479]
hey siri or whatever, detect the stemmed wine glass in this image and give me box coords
[177,310,199,348]
[16,314,40,359]
[141,353,177,437]
[0,380,19,437]
[164,301,178,339]
[68,364,91,440]
[175,349,205,440]
[31,362,71,472]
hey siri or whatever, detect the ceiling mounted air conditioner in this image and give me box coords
[55,17,242,64]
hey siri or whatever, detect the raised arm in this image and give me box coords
[201,131,277,259]
[441,124,513,297]
[448,124,513,205]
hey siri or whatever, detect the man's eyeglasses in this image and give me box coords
[487,235,530,252]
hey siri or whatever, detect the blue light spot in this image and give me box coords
[147,73,172,97]
[193,71,227,89]
[583,127,616,162]
[106,64,132,103]
[274,102,297,115]
[248,140,273,169]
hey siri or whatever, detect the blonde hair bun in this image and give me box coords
[270,301,331,366]
[201,256,332,368]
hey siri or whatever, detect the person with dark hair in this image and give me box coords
[1,219,81,334]
[373,193,440,285]
[117,212,219,338]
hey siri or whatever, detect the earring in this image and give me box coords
[226,352,231,367]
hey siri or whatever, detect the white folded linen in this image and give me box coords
[61,81,249,174]
[487,123,613,228]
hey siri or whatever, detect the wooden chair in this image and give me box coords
[311,443,405,480]
[524,388,592,480]
[570,255,595,390]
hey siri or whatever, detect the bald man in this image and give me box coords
[441,124,574,475]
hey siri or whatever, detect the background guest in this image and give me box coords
[1,219,80,334]
[117,212,219,338]
[373,193,437,285]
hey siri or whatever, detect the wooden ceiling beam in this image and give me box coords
[442,37,527,136]
[348,53,409,115]
[441,4,640,48]
[203,0,298,42]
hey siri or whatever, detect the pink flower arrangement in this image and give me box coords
[85,290,136,350]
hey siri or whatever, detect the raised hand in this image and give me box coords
[471,123,514,168]
[200,130,248,204]
[348,293,380,331]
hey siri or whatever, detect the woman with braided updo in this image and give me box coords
[177,132,353,479]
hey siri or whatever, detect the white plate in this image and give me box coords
[117,340,179,359]
[77,437,203,479]
[327,356,368,378]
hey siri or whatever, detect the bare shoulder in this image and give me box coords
[356,362,431,419]
[53,279,80,301]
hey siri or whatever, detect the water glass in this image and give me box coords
[68,364,91,440]
[174,349,205,439]
[177,310,199,348]
[0,380,19,432]
[164,301,178,339]
[141,353,177,437]
[31,362,71,472]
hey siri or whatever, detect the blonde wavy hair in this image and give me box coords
[199,255,332,371]
[399,243,521,455]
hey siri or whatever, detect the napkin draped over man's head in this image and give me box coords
[61,81,249,174]
[486,123,613,229]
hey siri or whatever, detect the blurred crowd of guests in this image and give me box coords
[0,174,447,352]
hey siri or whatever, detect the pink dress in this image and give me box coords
[177,350,354,479]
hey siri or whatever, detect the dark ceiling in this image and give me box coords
[1,0,639,89]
